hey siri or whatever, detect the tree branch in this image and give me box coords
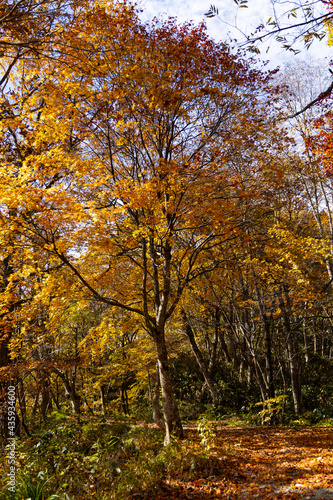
[282,80,333,120]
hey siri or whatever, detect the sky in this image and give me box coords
[137,0,332,70]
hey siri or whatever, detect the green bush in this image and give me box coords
[1,473,71,500]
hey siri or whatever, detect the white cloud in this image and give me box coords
[137,0,331,69]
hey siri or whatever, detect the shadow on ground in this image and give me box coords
[143,427,333,499]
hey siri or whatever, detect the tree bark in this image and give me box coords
[279,287,302,414]
[100,386,106,417]
[181,310,218,404]
[40,376,52,420]
[253,281,275,399]
[53,369,81,415]
[154,328,183,445]
[148,362,165,431]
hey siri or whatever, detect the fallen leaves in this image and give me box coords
[150,426,333,499]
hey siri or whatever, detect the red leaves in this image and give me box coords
[325,167,333,178]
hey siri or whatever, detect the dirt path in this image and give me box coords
[153,427,333,499]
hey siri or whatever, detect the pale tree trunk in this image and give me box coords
[254,286,275,400]
[286,342,302,415]
[208,308,220,379]
[100,386,106,417]
[53,369,81,415]
[279,287,302,415]
[264,320,275,400]
[70,394,81,414]
[148,362,165,431]
[154,328,183,445]
[181,310,217,404]
[141,235,183,444]
[303,316,309,365]
[232,318,268,402]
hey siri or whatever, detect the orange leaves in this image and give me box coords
[0,1,303,427]
[152,426,333,500]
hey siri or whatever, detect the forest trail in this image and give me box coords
[152,427,333,499]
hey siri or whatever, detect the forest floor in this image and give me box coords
[150,426,333,500]
[2,418,333,499]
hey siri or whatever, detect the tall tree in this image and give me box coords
[0,1,291,442]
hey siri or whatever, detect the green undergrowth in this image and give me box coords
[0,411,227,500]
[2,405,332,500]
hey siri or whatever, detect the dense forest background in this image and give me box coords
[1,0,333,498]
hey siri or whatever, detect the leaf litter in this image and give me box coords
[149,426,333,499]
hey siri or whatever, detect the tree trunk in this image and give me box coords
[70,393,81,414]
[18,378,26,421]
[54,369,81,415]
[279,288,302,414]
[181,311,217,404]
[50,388,61,411]
[208,307,220,378]
[121,383,129,414]
[100,386,106,416]
[264,320,275,399]
[303,317,309,365]
[31,390,40,416]
[255,290,275,400]
[40,376,52,420]
[154,329,183,445]
[148,362,165,431]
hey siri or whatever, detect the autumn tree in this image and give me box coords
[0,0,100,444]
[0,0,92,88]
[0,0,295,442]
